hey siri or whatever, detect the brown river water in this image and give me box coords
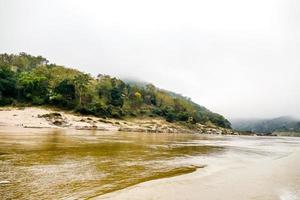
[0,127,300,200]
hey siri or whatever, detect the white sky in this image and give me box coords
[0,0,299,119]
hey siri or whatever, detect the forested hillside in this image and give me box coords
[0,53,231,128]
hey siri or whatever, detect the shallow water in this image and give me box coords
[0,127,299,199]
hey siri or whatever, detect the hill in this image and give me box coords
[231,116,300,134]
[0,53,231,128]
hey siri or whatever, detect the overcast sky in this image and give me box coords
[0,0,299,119]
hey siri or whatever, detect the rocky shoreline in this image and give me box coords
[0,107,238,135]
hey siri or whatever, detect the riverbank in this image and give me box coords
[0,107,237,134]
[97,150,300,200]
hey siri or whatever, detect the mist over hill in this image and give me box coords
[231,116,300,133]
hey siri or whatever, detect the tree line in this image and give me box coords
[0,53,231,128]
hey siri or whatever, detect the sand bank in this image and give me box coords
[0,107,236,134]
[0,107,118,130]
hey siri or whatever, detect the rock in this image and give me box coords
[23,126,51,129]
[98,119,113,124]
[52,120,63,126]
[118,127,146,132]
[37,112,70,127]
[75,126,108,131]
[38,112,62,119]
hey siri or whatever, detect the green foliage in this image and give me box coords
[17,71,48,104]
[73,73,91,105]
[0,64,16,105]
[50,79,76,108]
[0,53,231,128]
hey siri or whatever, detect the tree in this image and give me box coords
[17,71,48,104]
[143,84,157,105]
[0,65,16,104]
[50,79,76,108]
[73,73,91,105]
[97,75,113,104]
[110,78,125,107]
[131,91,142,109]
[110,87,124,107]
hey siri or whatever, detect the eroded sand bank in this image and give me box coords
[97,151,300,200]
[0,107,237,134]
[0,107,118,130]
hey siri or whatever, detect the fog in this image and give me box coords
[0,0,299,119]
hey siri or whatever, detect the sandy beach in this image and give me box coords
[0,107,118,130]
[0,107,236,134]
[97,151,300,200]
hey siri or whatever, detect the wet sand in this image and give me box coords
[98,148,300,200]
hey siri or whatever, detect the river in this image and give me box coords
[0,127,299,199]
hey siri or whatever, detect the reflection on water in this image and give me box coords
[0,128,299,199]
[0,128,221,199]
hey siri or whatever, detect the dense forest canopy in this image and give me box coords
[0,53,231,128]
